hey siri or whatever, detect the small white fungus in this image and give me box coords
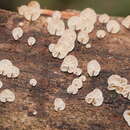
[122,15,130,29]
[98,14,110,24]
[85,88,104,106]
[0,89,15,102]
[123,110,130,126]
[29,78,37,86]
[54,98,65,111]
[96,30,106,39]
[12,27,23,40]
[77,31,89,45]
[27,37,36,46]
[106,20,120,34]
[85,43,92,48]
[87,60,101,77]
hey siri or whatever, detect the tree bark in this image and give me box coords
[0,9,130,130]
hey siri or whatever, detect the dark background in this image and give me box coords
[0,0,130,16]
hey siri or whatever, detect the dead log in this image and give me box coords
[0,9,129,130]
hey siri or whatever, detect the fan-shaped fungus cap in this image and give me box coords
[28,1,40,9]
[77,31,89,44]
[52,11,62,19]
[29,78,37,86]
[73,68,82,76]
[86,43,92,48]
[106,20,120,33]
[54,98,65,111]
[72,78,83,89]
[28,37,36,46]
[85,88,104,106]
[123,110,130,126]
[79,75,86,82]
[67,16,81,30]
[98,14,110,23]
[67,85,78,95]
[107,75,128,90]
[122,15,130,29]
[18,5,28,15]
[12,27,23,40]
[96,30,106,39]
[87,60,101,77]
[60,55,78,73]
[80,8,97,24]
[0,89,15,102]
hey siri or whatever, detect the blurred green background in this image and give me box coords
[0,0,130,16]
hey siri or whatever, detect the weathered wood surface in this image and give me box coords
[0,9,130,130]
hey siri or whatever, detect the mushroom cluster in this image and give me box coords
[18,1,41,21]
[67,75,86,94]
[49,29,76,59]
[0,89,15,102]
[47,11,65,36]
[0,59,20,78]
[85,88,104,106]
[60,55,82,76]
[107,75,130,99]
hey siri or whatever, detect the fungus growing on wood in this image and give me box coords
[123,110,130,126]
[85,43,92,48]
[122,15,130,29]
[28,37,36,46]
[87,60,101,77]
[12,27,23,40]
[67,16,81,30]
[67,75,86,94]
[54,98,65,111]
[96,30,106,39]
[60,55,82,75]
[0,59,20,78]
[98,14,110,24]
[0,89,15,102]
[29,79,37,86]
[49,29,76,59]
[77,31,89,44]
[85,88,104,106]
[47,11,65,36]
[106,20,120,33]
[18,1,41,21]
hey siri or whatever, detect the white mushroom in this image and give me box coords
[29,78,37,86]
[85,88,104,106]
[73,68,82,76]
[60,55,78,73]
[0,89,15,102]
[47,11,65,36]
[67,85,78,95]
[98,14,110,23]
[123,110,130,126]
[80,8,97,24]
[106,20,120,34]
[77,30,89,44]
[12,27,23,40]
[67,16,81,30]
[85,43,92,48]
[87,60,101,77]
[96,30,106,39]
[79,75,86,82]
[54,98,65,111]
[122,15,130,29]
[49,29,76,59]
[18,5,28,16]
[27,36,36,46]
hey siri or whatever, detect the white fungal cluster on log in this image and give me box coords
[18,1,41,21]
[67,75,86,94]
[0,59,20,78]
[0,89,15,102]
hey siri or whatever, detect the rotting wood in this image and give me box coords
[0,9,130,130]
